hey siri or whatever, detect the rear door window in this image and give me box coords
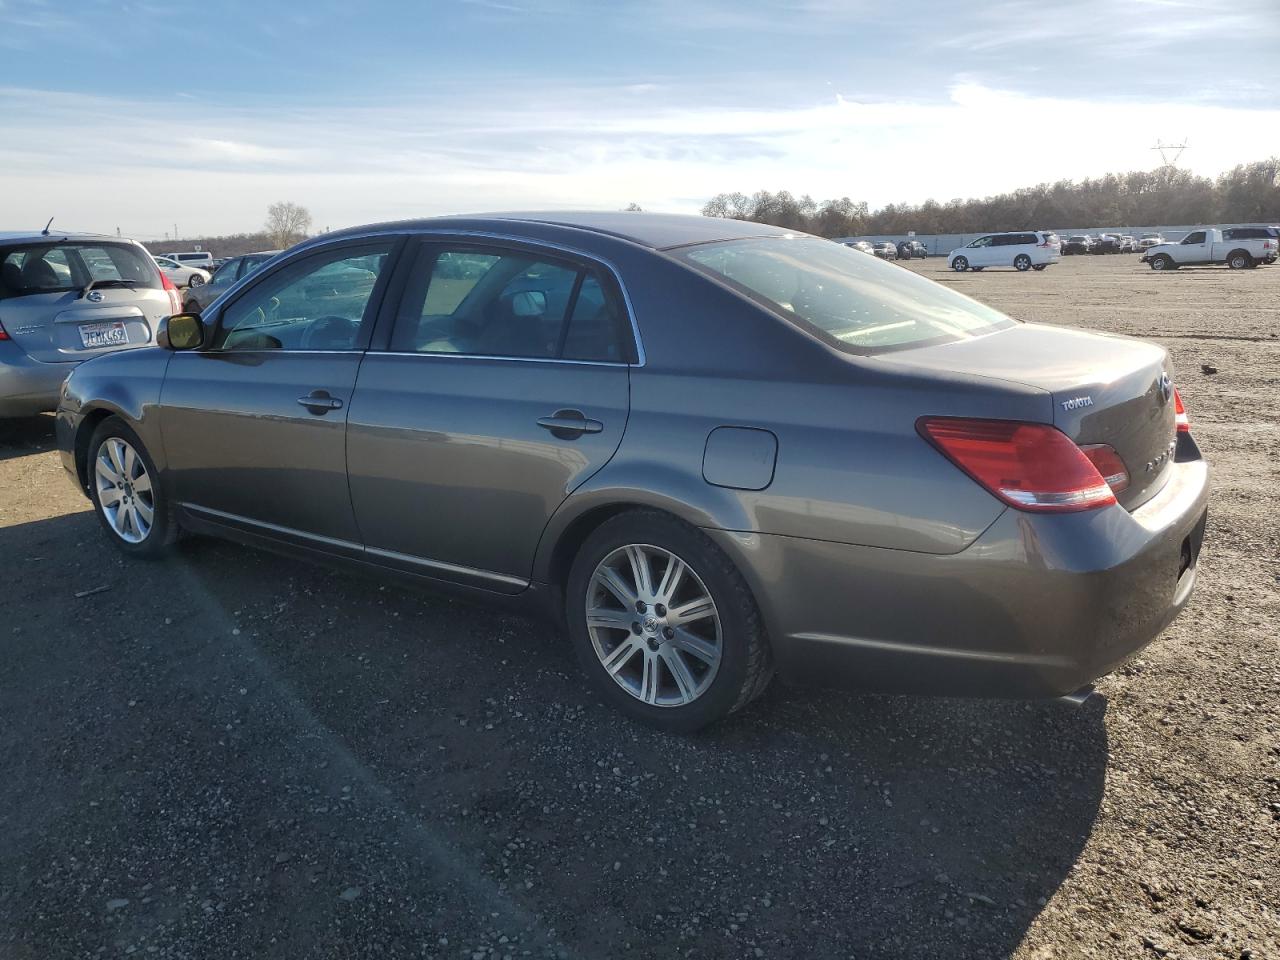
[389,244,631,362]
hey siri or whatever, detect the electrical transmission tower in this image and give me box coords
[1152,139,1189,167]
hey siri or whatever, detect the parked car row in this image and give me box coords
[839,239,930,260]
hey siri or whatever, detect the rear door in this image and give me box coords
[0,241,168,362]
[346,238,633,590]
[160,238,402,545]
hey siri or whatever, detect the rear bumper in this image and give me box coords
[0,342,73,416]
[707,455,1210,699]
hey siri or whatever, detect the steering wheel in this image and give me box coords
[299,315,359,350]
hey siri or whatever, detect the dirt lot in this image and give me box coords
[1,254,1276,959]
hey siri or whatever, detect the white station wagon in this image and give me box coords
[948,231,1060,273]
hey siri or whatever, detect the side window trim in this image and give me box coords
[376,235,638,365]
[204,236,406,353]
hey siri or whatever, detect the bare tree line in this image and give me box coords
[702,158,1280,237]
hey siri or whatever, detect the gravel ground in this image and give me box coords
[1,254,1276,959]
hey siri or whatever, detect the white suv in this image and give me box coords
[948,231,1060,272]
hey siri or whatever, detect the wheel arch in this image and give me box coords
[533,478,753,591]
[73,404,130,493]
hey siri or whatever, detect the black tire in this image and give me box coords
[87,417,179,558]
[1032,263,1047,271]
[1227,250,1252,270]
[1149,254,1174,271]
[187,273,205,287]
[951,256,969,272]
[565,509,773,733]
[971,266,984,272]
[1014,254,1032,271]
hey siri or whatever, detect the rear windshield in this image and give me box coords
[0,242,159,302]
[675,236,1013,354]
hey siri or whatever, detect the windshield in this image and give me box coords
[675,235,1013,353]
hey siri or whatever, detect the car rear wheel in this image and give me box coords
[1032,264,1047,271]
[1014,254,1032,271]
[566,510,773,732]
[1227,251,1252,270]
[1149,254,1174,271]
[89,418,178,557]
[951,256,969,272]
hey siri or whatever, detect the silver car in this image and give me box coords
[55,213,1209,731]
[1,232,180,417]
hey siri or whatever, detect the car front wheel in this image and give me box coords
[1149,255,1174,271]
[566,510,773,732]
[89,418,178,557]
[951,256,969,272]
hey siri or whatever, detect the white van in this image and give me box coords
[948,231,1060,272]
[159,251,215,269]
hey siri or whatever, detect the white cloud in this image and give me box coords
[1,80,1275,238]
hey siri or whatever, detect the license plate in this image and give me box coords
[79,321,129,349]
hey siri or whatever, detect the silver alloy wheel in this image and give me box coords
[188,274,205,286]
[585,543,723,708]
[94,437,155,544]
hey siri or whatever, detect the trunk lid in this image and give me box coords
[878,323,1178,509]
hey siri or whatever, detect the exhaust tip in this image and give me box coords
[1057,684,1096,708]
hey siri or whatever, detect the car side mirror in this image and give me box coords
[157,312,205,350]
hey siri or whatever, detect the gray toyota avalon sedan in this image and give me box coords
[55,212,1209,731]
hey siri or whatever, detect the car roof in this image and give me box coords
[0,230,134,245]
[319,211,795,251]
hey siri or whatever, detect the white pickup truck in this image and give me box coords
[1142,227,1277,271]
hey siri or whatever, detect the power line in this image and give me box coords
[1152,139,1189,167]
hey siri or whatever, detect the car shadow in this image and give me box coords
[0,515,1105,959]
[0,415,55,462]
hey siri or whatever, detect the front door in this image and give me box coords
[967,236,994,266]
[160,239,400,545]
[1178,230,1209,264]
[346,239,634,590]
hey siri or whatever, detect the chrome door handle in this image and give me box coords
[297,391,344,413]
[537,409,604,439]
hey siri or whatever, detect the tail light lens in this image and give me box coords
[159,271,181,315]
[1079,443,1130,493]
[0,319,9,341]
[1173,389,1190,432]
[917,417,1117,513]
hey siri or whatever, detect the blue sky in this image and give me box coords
[2,0,1277,239]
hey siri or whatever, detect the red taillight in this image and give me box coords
[1173,389,1190,432]
[918,417,1117,513]
[159,271,181,314]
[1079,443,1130,493]
[0,319,9,341]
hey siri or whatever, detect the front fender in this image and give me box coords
[56,348,173,489]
